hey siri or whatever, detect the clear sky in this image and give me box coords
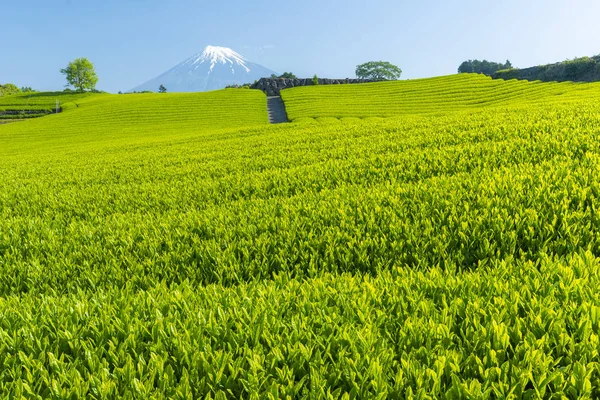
[2,0,600,93]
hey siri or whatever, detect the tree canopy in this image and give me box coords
[60,58,99,92]
[0,83,21,96]
[159,84,167,93]
[270,72,297,79]
[356,61,402,80]
[458,59,512,75]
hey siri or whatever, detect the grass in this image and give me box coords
[1,78,600,397]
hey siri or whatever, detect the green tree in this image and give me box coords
[271,72,297,79]
[458,59,512,75]
[312,74,319,85]
[60,58,99,92]
[0,83,22,96]
[356,61,402,80]
[159,84,167,93]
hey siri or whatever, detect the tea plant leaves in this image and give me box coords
[2,76,600,397]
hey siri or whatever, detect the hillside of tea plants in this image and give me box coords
[0,91,98,121]
[2,75,600,397]
[281,73,600,120]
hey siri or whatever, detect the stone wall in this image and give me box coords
[251,78,380,96]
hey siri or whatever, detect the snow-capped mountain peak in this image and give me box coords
[193,46,250,73]
[130,45,277,93]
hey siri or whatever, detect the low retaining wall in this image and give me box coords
[251,78,380,96]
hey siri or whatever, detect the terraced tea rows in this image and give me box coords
[1,103,600,293]
[281,73,600,120]
[0,89,268,151]
[1,77,600,397]
[0,92,97,120]
[3,255,599,398]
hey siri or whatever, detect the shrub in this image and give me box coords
[271,72,297,79]
[458,59,512,75]
[225,84,252,89]
[494,68,520,80]
[564,57,597,80]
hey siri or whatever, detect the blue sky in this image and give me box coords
[2,0,600,93]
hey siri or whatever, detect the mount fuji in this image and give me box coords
[130,46,278,93]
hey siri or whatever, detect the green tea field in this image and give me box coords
[2,74,600,398]
[0,91,97,120]
[282,73,600,120]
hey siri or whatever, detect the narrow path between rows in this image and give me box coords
[267,96,289,124]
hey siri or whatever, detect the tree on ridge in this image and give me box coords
[356,61,402,80]
[458,59,512,75]
[60,58,99,92]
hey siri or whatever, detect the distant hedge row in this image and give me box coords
[493,56,600,83]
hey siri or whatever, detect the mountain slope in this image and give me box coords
[130,45,278,93]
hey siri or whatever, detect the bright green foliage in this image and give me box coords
[0,91,99,121]
[356,61,402,80]
[2,77,600,397]
[1,256,600,398]
[0,91,97,112]
[0,83,22,96]
[1,102,600,291]
[0,89,267,134]
[60,57,99,92]
[282,73,600,121]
